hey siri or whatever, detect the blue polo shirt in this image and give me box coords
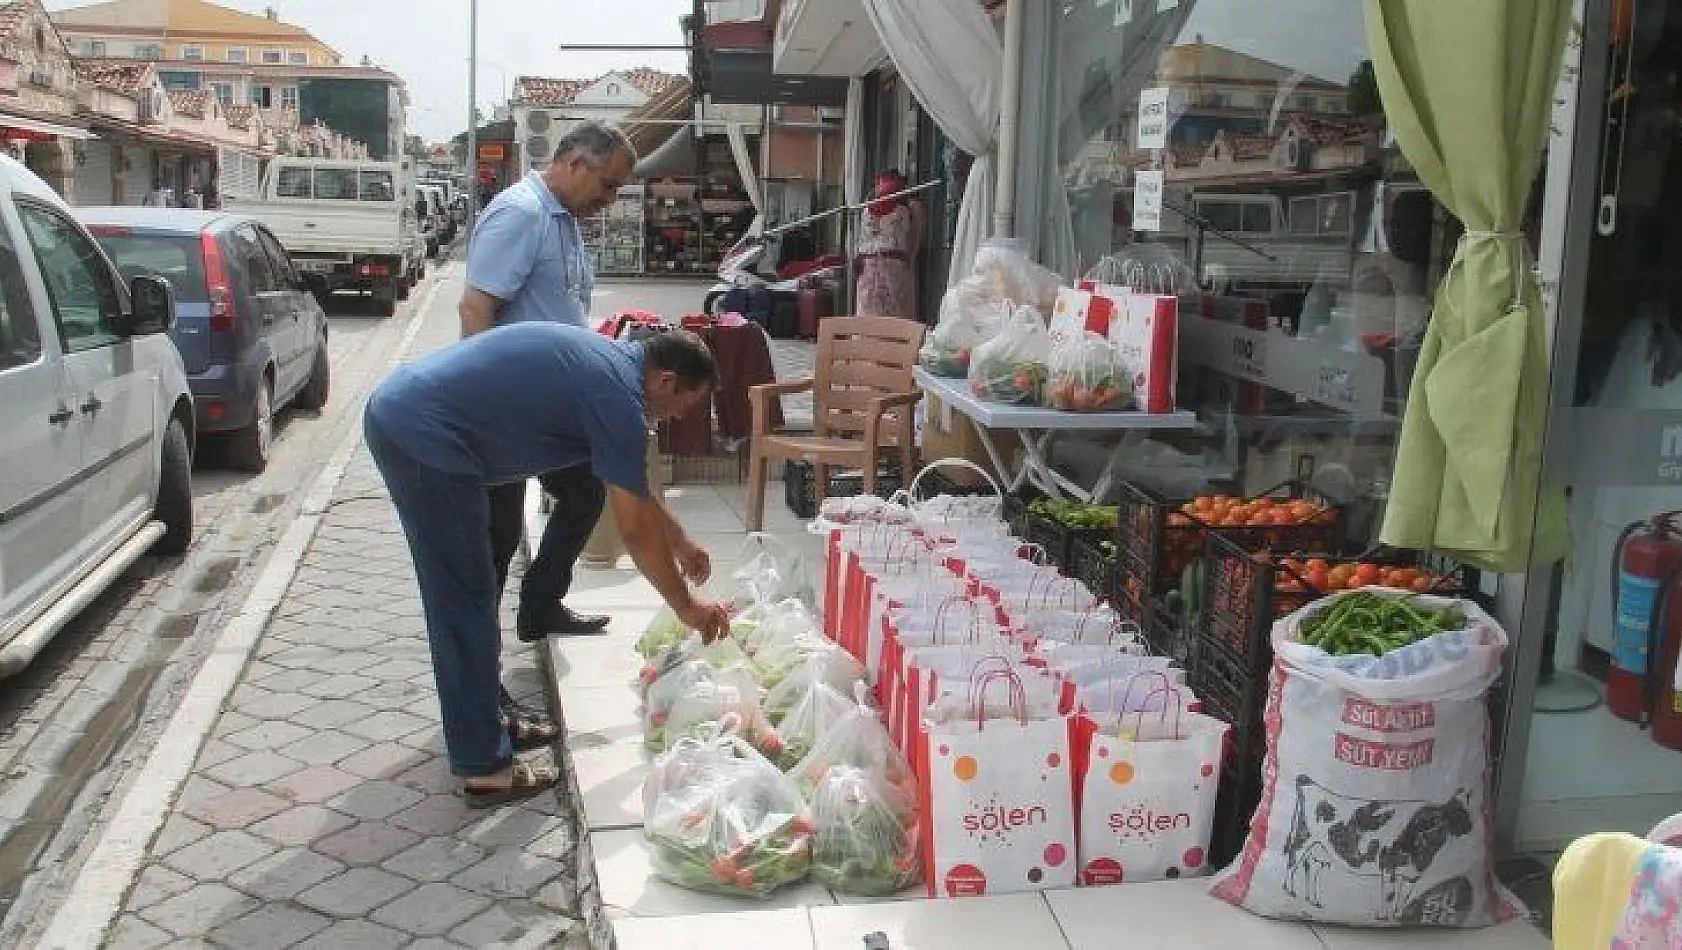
[466,171,593,327]
[366,322,648,494]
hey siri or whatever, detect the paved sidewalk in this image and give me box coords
[82,276,587,950]
[101,448,579,950]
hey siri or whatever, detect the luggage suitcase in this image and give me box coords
[797,287,830,339]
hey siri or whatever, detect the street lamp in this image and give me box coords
[467,0,479,231]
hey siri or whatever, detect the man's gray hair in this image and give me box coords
[552,120,637,167]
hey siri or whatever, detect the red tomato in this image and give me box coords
[1353,563,1382,587]
[1306,567,1330,590]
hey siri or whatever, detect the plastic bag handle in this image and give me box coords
[908,458,1003,507]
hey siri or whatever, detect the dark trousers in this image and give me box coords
[487,465,606,627]
[365,414,509,777]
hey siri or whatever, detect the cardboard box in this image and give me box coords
[916,392,1014,487]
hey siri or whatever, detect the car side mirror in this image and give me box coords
[128,274,176,335]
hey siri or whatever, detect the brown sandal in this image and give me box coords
[463,760,559,809]
[505,709,561,752]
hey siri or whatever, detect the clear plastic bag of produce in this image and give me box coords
[754,633,856,693]
[920,280,1011,377]
[809,765,921,896]
[790,687,916,805]
[644,659,758,750]
[636,607,692,661]
[730,533,817,610]
[741,598,821,657]
[638,634,750,695]
[972,238,1062,315]
[1047,331,1133,412]
[771,680,854,771]
[967,304,1052,405]
[661,668,785,761]
[643,730,816,898]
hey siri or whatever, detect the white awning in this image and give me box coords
[0,113,93,140]
[773,0,886,77]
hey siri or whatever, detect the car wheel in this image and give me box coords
[294,341,331,412]
[396,276,411,300]
[229,376,274,473]
[153,417,194,557]
[375,292,398,318]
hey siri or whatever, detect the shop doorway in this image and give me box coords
[1511,0,1682,854]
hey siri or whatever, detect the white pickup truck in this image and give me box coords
[224,157,419,317]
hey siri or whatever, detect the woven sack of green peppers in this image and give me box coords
[1209,589,1520,928]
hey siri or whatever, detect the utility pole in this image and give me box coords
[466,0,479,235]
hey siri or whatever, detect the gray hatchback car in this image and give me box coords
[77,208,330,473]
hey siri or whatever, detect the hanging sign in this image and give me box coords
[1136,87,1170,150]
[1133,170,1164,232]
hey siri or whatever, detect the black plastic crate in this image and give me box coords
[1114,480,1343,607]
[1067,535,1116,603]
[1200,538,1481,672]
[1209,760,1263,870]
[1189,636,1270,776]
[782,459,904,519]
[1134,596,1191,663]
[1001,489,1040,539]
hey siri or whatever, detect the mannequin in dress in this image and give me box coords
[854,169,923,318]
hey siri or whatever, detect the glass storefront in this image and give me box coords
[1017,0,1520,534]
[1510,0,1682,853]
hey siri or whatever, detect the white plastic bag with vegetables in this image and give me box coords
[1209,590,1520,927]
[810,765,922,896]
[968,304,1052,406]
[920,282,1011,377]
[972,238,1062,315]
[643,730,816,898]
[661,669,786,763]
[771,680,853,772]
[1047,331,1134,413]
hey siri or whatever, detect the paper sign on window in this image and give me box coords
[1136,87,1170,150]
[1134,170,1164,232]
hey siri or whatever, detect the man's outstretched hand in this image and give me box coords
[677,598,731,643]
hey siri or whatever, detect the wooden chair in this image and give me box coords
[746,316,928,531]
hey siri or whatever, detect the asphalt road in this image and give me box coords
[0,250,462,944]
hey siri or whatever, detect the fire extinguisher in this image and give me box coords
[1609,513,1682,723]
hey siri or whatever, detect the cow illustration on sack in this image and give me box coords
[1281,775,1477,925]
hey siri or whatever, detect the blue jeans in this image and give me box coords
[364,412,512,778]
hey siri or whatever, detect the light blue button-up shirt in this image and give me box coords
[465,171,593,328]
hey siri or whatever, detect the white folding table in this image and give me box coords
[915,368,1199,503]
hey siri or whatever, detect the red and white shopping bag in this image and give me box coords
[1100,287,1179,414]
[1049,287,1118,349]
[1071,677,1227,886]
[918,671,1079,897]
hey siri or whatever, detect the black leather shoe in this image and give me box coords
[517,603,610,642]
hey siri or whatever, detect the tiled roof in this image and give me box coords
[513,75,590,107]
[75,60,152,97]
[168,88,208,118]
[0,2,29,43]
[619,67,684,98]
[513,67,686,107]
[1226,132,1274,161]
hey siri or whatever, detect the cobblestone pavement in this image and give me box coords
[98,288,584,950]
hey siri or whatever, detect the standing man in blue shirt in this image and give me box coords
[459,121,636,649]
[365,324,730,805]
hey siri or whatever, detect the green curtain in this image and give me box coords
[1366,0,1573,573]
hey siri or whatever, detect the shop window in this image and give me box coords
[212,83,233,105]
[276,166,312,198]
[250,85,272,108]
[280,86,298,110]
